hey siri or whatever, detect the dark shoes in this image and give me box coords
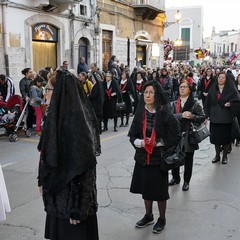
[182,182,189,191]
[152,218,166,234]
[212,155,221,163]
[236,140,240,147]
[222,156,228,164]
[114,128,118,132]
[119,123,124,127]
[168,178,180,186]
[102,127,108,132]
[136,214,154,228]
[124,123,129,127]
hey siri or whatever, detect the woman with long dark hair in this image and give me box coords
[204,72,240,164]
[169,80,206,191]
[128,81,181,234]
[19,68,35,130]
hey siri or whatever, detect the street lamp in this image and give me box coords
[164,10,181,28]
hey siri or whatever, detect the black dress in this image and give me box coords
[130,110,169,201]
[45,214,98,240]
[119,79,134,114]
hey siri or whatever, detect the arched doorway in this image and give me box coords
[32,23,58,72]
[135,36,152,67]
[79,37,89,65]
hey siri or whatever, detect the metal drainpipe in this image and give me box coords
[2,0,9,76]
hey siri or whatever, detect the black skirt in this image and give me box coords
[210,123,232,145]
[44,214,99,240]
[130,162,169,201]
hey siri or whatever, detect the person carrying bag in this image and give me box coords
[169,80,206,191]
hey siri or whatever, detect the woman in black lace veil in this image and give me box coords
[38,69,101,240]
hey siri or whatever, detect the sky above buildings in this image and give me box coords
[166,0,240,37]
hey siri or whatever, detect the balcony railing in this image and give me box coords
[132,0,165,11]
[132,0,165,20]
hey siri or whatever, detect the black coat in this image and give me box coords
[119,79,135,114]
[198,75,215,103]
[172,96,206,152]
[128,105,181,166]
[89,81,104,117]
[103,79,122,119]
[204,81,240,124]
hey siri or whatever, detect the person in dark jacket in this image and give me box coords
[19,68,35,130]
[0,74,15,102]
[204,71,240,164]
[128,80,181,234]
[169,81,206,191]
[108,55,116,70]
[38,69,101,240]
[102,72,122,132]
[198,68,215,105]
[159,67,173,101]
[133,72,145,114]
[89,74,104,134]
[77,57,89,74]
[119,71,135,127]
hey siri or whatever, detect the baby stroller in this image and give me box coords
[0,95,31,142]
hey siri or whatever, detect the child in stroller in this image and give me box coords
[0,95,30,141]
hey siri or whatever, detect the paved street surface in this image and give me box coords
[0,119,240,240]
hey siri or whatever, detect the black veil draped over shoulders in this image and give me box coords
[41,70,101,193]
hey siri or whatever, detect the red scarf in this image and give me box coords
[204,78,211,90]
[176,97,181,113]
[217,92,221,100]
[143,109,156,165]
[120,81,128,92]
[159,77,166,85]
[106,88,112,99]
[136,82,143,93]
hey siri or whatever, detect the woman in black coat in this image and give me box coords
[204,71,240,164]
[133,72,145,114]
[128,81,181,234]
[198,68,215,105]
[169,80,206,191]
[102,72,122,132]
[89,76,105,134]
[38,70,101,240]
[119,71,135,127]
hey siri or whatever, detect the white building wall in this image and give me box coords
[164,6,203,65]
[0,1,97,93]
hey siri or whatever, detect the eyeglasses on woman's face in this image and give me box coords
[143,91,155,96]
[179,85,189,89]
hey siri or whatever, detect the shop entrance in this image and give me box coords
[32,23,58,72]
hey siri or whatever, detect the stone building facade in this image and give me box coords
[0,0,98,92]
[97,0,166,71]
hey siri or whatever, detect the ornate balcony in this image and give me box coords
[132,0,165,20]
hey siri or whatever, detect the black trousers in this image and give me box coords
[172,152,194,183]
[26,104,35,129]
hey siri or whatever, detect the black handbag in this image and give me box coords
[231,116,240,140]
[160,133,186,172]
[189,123,210,145]
[116,102,126,111]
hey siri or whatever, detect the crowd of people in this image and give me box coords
[1,55,240,239]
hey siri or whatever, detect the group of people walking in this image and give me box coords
[1,57,240,240]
